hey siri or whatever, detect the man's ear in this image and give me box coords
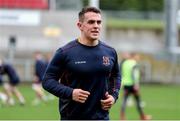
[77,22,82,30]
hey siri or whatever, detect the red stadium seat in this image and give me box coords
[0,0,48,9]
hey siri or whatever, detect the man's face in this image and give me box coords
[78,12,102,40]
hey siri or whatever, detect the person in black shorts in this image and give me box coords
[32,52,49,105]
[120,53,151,120]
[0,58,25,105]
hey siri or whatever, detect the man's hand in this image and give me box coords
[72,89,90,103]
[100,92,115,110]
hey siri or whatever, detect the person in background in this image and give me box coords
[0,58,25,106]
[120,52,134,107]
[120,52,151,120]
[42,6,121,120]
[32,52,49,105]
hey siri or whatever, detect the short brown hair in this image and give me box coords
[78,6,101,22]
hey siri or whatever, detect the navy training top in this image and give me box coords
[0,63,20,85]
[42,39,121,120]
[35,58,48,82]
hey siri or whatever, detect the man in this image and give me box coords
[120,53,151,120]
[32,52,48,105]
[42,6,121,120]
[120,52,134,107]
[0,58,25,105]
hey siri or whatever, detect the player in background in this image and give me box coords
[120,53,151,120]
[119,52,134,107]
[32,52,49,105]
[0,58,25,106]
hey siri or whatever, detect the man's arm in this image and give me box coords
[132,64,141,91]
[0,74,3,85]
[42,49,73,99]
[101,50,121,110]
[108,50,121,102]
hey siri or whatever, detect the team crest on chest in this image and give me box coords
[102,56,110,66]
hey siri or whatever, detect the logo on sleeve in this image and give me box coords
[75,61,86,64]
[102,56,110,66]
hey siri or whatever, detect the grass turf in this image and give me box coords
[0,84,179,120]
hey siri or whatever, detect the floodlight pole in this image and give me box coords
[8,36,16,64]
[165,0,178,51]
[49,0,56,11]
[164,0,179,83]
[89,0,99,8]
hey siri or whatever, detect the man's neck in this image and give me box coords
[78,37,99,46]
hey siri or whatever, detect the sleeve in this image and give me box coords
[34,61,39,80]
[108,50,121,102]
[35,60,45,81]
[42,49,73,99]
[35,61,39,76]
[0,74,3,85]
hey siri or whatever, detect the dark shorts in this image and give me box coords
[0,79,2,86]
[123,85,138,95]
[9,78,20,86]
[0,76,3,85]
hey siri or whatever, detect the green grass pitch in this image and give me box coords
[0,84,179,120]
